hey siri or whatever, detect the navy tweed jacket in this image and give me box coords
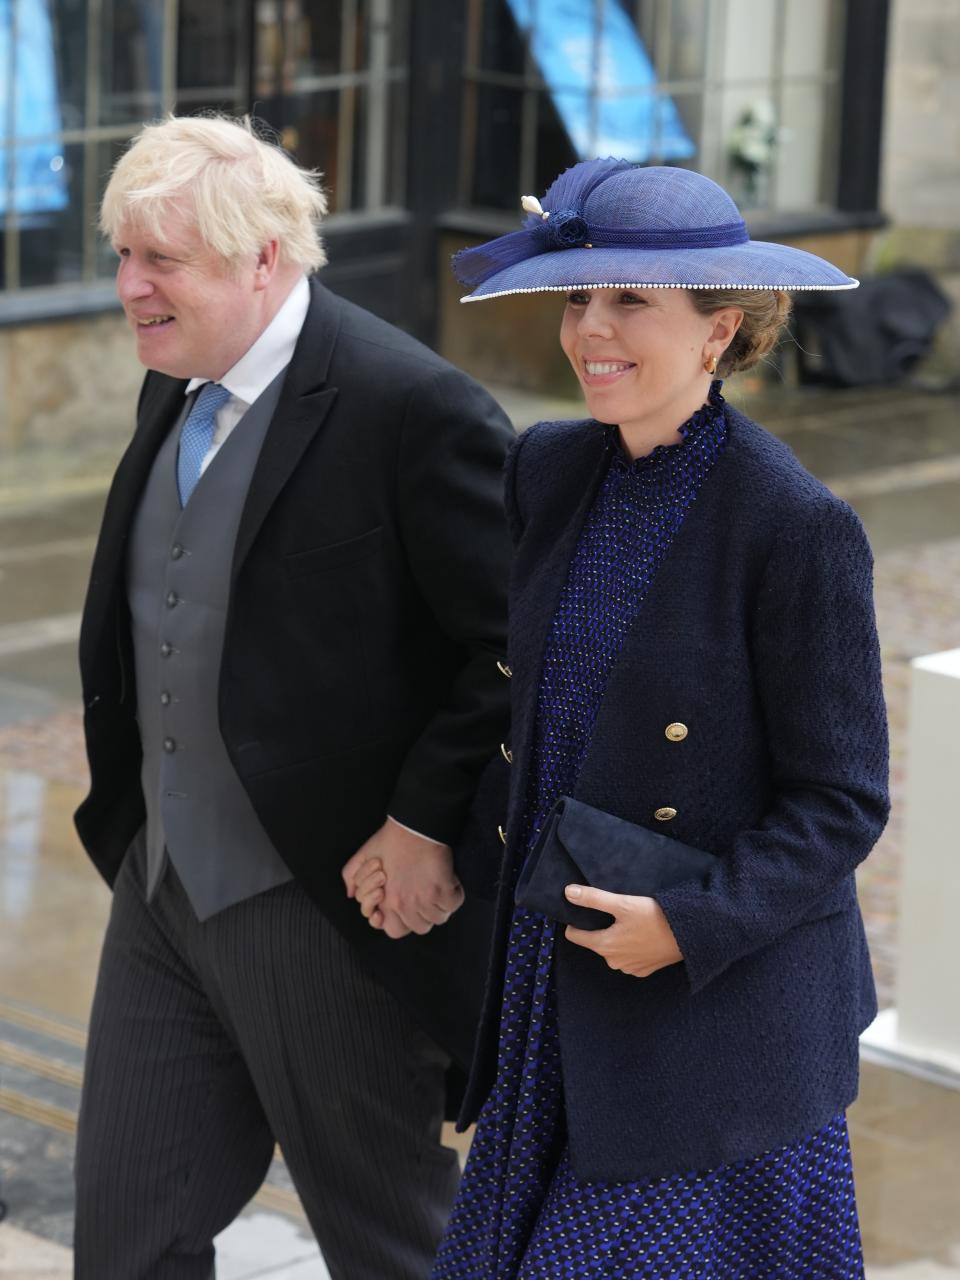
[459,403,890,1182]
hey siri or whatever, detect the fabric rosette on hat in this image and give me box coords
[453,159,858,301]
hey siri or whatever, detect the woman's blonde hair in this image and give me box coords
[688,289,793,376]
[100,114,328,273]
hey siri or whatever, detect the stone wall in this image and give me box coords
[877,0,960,377]
[883,0,960,236]
[0,312,141,498]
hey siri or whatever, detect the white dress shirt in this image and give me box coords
[185,273,311,475]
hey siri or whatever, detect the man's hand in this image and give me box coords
[563,885,683,977]
[342,819,464,940]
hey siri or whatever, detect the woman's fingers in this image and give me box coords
[342,850,383,898]
[356,869,386,914]
[359,888,385,919]
[355,864,386,895]
[356,862,386,923]
[564,883,627,915]
[564,891,683,977]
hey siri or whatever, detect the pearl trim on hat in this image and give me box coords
[462,279,859,302]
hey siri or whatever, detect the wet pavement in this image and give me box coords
[1,376,959,1276]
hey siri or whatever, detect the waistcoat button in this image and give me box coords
[654,807,677,822]
[170,544,184,560]
[665,722,688,742]
[160,691,171,706]
[166,591,179,608]
[160,642,173,657]
[163,737,177,753]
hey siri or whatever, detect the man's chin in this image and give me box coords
[135,348,190,379]
[134,326,184,377]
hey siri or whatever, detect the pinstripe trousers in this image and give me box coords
[74,833,460,1280]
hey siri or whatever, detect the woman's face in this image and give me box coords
[560,287,724,445]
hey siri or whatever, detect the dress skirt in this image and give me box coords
[431,910,864,1279]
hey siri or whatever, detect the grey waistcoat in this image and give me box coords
[127,374,293,920]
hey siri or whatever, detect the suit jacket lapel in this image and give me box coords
[80,373,188,669]
[104,375,189,551]
[230,279,341,580]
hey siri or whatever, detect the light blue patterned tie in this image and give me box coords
[176,382,231,506]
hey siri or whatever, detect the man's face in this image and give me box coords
[113,203,265,380]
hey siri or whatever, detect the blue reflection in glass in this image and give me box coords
[0,0,69,215]
[506,0,695,163]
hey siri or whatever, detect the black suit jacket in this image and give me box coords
[75,280,515,1071]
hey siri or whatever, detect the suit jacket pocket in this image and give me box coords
[282,526,383,578]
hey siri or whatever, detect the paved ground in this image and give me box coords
[1,376,959,1275]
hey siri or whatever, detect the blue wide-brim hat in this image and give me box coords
[454,161,858,301]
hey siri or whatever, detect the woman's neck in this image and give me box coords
[616,375,715,460]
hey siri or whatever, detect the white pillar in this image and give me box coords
[861,647,960,1083]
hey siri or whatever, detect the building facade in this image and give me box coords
[0,0,890,484]
[879,0,960,378]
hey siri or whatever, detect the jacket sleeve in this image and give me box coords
[655,495,890,994]
[386,366,515,844]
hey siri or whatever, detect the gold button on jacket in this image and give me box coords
[496,660,513,678]
[664,722,688,742]
[497,825,507,845]
[500,742,513,764]
[654,807,678,822]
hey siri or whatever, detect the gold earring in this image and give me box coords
[704,354,719,375]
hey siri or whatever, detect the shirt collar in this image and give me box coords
[185,274,311,405]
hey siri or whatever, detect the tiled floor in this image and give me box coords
[1,378,959,1275]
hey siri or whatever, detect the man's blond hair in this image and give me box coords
[100,114,328,272]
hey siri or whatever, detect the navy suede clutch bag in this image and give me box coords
[515,796,720,931]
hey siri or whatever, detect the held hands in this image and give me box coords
[341,818,464,940]
[563,885,683,977]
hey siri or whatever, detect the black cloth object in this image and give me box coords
[793,268,951,386]
[515,795,719,929]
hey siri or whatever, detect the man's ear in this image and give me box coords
[253,239,281,290]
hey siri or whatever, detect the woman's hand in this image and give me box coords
[563,885,683,977]
[352,857,387,929]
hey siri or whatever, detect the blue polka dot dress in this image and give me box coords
[432,385,865,1279]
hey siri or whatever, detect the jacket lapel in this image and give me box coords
[230,279,341,580]
[80,373,188,671]
[102,375,189,554]
[505,424,610,843]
